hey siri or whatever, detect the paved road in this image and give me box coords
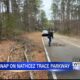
[43,34,80,79]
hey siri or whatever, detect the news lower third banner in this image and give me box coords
[0,62,79,71]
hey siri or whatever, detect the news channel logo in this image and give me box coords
[73,62,80,70]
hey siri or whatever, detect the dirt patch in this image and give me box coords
[0,40,15,62]
[0,71,30,79]
[22,32,44,52]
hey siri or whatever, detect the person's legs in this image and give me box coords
[48,37,51,47]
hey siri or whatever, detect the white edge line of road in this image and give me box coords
[61,39,80,48]
[42,37,57,80]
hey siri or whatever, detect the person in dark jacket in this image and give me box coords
[48,29,53,47]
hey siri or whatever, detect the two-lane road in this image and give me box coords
[43,34,80,79]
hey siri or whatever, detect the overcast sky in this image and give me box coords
[42,0,52,20]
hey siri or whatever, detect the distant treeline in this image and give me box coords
[51,0,80,35]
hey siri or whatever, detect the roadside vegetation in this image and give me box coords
[0,0,49,79]
[51,0,80,36]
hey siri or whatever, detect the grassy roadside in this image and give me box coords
[22,32,48,79]
[0,32,48,79]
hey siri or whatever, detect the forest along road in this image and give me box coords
[43,34,80,79]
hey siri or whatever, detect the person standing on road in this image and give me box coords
[48,28,54,47]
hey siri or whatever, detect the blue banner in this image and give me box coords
[0,62,73,71]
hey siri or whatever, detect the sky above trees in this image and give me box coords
[42,0,52,20]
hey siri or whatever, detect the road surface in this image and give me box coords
[43,34,80,79]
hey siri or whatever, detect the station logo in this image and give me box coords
[73,62,80,70]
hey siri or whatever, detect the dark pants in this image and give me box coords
[48,37,51,46]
